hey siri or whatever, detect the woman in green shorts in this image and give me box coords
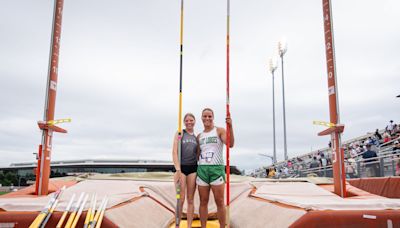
[172,113,198,227]
[196,108,234,227]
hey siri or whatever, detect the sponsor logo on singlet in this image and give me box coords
[200,136,218,145]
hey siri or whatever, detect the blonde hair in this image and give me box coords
[184,113,195,121]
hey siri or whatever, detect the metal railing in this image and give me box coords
[296,150,399,179]
[261,136,400,179]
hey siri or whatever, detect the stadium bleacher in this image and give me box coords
[259,121,400,179]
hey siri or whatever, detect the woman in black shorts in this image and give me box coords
[172,113,198,227]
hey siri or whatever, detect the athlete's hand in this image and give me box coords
[226,117,232,126]
[174,170,182,184]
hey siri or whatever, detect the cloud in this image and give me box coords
[1,0,399,172]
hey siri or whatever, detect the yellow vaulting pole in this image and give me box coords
[39,199,59,228]
[90,197,106,228]
[88,194,97,227]
[71,194,89,228]
[64,193,85,228]
[29,186,65,228]
[83,193,95,228]
[95,198,108,228]
[175,1,184,227]
[56,194,76,228]
[29,213,47,228]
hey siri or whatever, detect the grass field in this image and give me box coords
[0,192,8,195]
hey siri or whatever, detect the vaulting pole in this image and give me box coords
[321,0,346,197]
[56,194,75,228]
[225,0,231,227]
[36,0,65,196]
[175,0,184,227]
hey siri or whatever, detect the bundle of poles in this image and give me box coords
[29,186,65,228]
[174,0,231,227]
[29,190,108,228]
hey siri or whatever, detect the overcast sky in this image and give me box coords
[0,0,399,171]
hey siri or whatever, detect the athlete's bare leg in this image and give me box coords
[198,185,210,228]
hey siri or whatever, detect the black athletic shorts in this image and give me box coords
[179,165,198,176]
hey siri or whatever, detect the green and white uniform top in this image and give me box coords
[197,127,225,186]
[198,127,224,165]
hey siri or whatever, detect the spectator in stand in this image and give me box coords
[366,140,379,153]
[310,156,320,169]
[393,124,400,138]
[371,135,380,146]
[387,120,394,132]
[319,153,332,167]
[348,157,358,178]
[283,166,289,177]
[319,153,329,177]
[268,167,275,178]
[392,123,398,133]
[383,132,391,143]
[287,160,292,168]
[356,143,364,154]
[362,144,378,177]
[350,146,358,158]
[275,169,281,179]
[346,159,355,178]
[375,129,382,140]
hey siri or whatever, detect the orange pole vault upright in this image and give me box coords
[35,0,67,196]
[318,0,346,197]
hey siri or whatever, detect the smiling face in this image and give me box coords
[201,109,214,128]
[184,114,195,131]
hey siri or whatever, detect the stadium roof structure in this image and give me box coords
[0,159,242,176]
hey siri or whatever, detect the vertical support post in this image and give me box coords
[36,0,65,196]
[34,145,42,194]
[392,159,396,176]
[379,157,384,177]
[272,72,277,164]
[280,56,288,161]
[322,0,346,197]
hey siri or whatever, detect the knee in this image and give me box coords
[186,197,194,206]
[214,197,224,207]
[200,197,209,206]
[180,198,185,206]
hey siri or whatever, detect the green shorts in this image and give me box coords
[196,165,226,186]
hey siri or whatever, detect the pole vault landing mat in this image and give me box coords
[0,174,399,227]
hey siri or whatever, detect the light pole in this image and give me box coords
[278,37,288,161]
[269,57,278,164]
[258,153,274,164]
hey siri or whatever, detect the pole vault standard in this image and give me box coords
[175,0,184,227]
[225,0,231,226]
[36,0,67,196]
[319,0,346,197]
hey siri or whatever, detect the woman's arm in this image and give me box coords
[196,134,201,160]
[172,132,180,171]
[218,117,235,148]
